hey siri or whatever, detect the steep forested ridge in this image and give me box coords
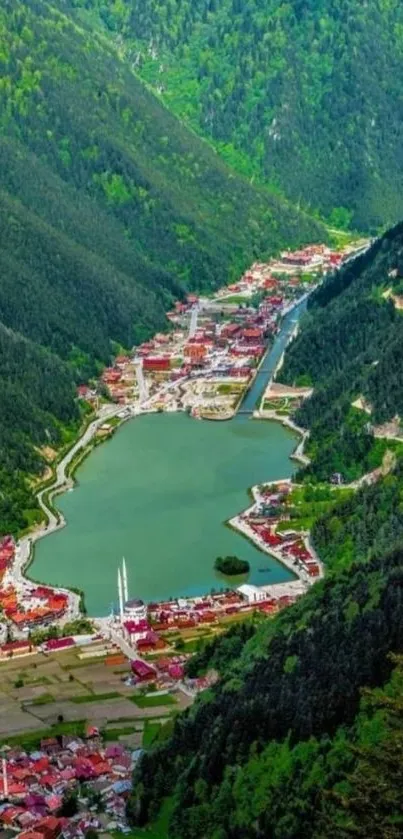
[130,226,403,838]
[279,222,403,480]
[130,462,403,838]
[0,0,325,534]
[72,0,403,231]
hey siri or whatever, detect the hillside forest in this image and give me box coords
[71,0,403,232]
[129,206,403,839]
[130,457,403,838]
[0,0,325,535]
[279,220,403,482]
[1,2,403,836]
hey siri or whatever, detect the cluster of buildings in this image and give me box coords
[128,655,217,697]
[0,634,128,667]
[236,482,323,584]
[0,586,69,633]
[109,559,306,677]
[0,732,138,838]
[0,539,73,640]
[78,257,322,420]
[278,243,343,271]
[99,355,137,405]
[76,239,368,423]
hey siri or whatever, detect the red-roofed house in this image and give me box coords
[242,327,263,342]
[0,639,33,658]
[35,815,62,839]
[45,795,63,813]
[143,356,171,372]
[43,637,74,652]
[131,659,156,682]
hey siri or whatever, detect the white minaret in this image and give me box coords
[188,304,199,339]
[117,567,124,622]
[134,358,148,404]
[122,557,129,604]
[2,758,8,798]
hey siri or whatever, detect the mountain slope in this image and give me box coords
[0,0,326,534]
[73,0,403,231]
[279,221,403,480]
[130,222,403,839]
[130,465,403,838]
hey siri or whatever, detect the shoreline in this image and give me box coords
[227,473,324,593]
[9,406,129,625]
[225,416,320,594]
[8,266,336,629]
[12,292,312,622]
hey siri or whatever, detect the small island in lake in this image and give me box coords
[214,555,250,576]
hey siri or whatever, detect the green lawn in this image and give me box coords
[131,693,176,708]
[217,383,238,395]
[25,675,52,686]
[142,718,175,750]
[275,484,354,533]
[0,720,86,750]
[64,657,108,669]
[28,693,55,706]
[103,725,138,741]
[220,294,249,304]
[142,721,162,748]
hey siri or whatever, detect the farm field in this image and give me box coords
[0,644,186,746]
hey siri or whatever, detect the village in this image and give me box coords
[84,241,360,424]
[0,239,370,645]
[0,238,367,647]
[0,238,370,838]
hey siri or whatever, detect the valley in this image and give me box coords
[0,2,403,838]
[72,0,403,231]
[0,236,364,630]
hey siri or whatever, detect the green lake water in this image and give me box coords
[31,306,303,616]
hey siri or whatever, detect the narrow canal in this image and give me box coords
[31,303,305,615]
[239,297,306,414]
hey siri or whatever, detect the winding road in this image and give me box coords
[11,373,191,618]
[9,404,125,623]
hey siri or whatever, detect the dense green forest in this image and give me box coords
[129,224,403,838]
[312,457,403,573]
[130,460,403,837]
[214,556,250,575]
[278,221,403,481]
[0,0,325,535]
[71,0,403,231]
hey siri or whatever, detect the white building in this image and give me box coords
[117,558,147,623]
[124,598,147,621]
[237,584,267,604]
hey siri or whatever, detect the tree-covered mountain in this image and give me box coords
[279,221,403,481]
[0,0,326,534]
[129,461,403,838]
[129,223,403,839]
[71,0,403,232]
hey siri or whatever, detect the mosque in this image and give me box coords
[117,558,147,622]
